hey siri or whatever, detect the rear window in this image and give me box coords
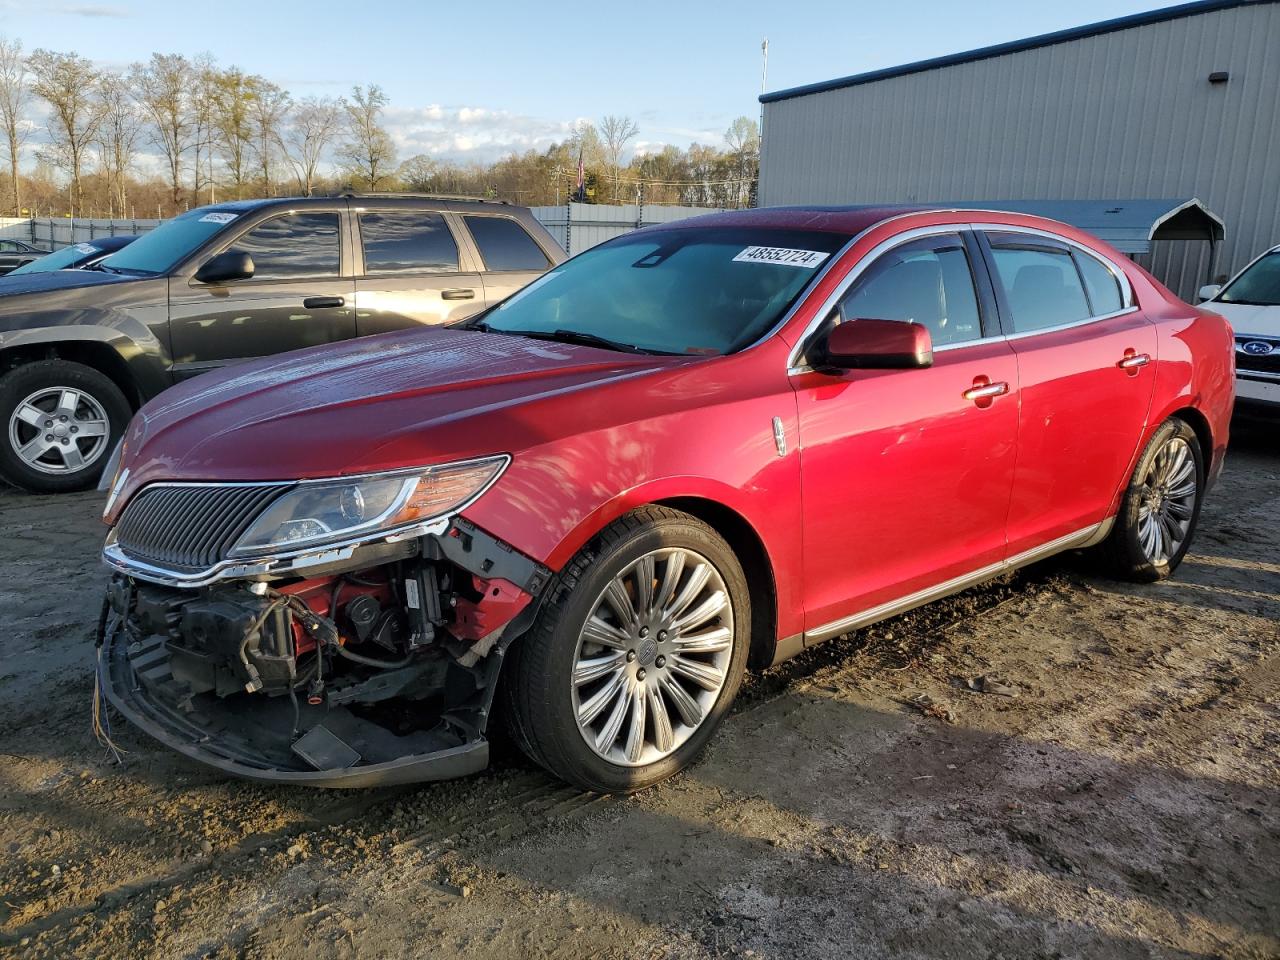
[464,216,550,272]
[359,212,459,274]
[987,238,1091,333]
[1074,250,1125,315]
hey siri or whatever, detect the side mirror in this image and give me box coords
[1197,284,1222,303]
[195,250,254,285]
[820,318,933,370]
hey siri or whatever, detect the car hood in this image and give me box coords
[0,267,135,297]
[1211,301,1280,337]
[117,326,683,499]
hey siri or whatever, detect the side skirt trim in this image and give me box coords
[795,520,1112,652]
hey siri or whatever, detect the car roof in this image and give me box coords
[649,205,929,236]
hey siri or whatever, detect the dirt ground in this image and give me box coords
[0,420,1276,960]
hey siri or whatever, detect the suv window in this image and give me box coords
[838,234,982,346]
[987,235,1091,333]
[1221,251,1280,306]
[1074,250,1124,315]
[463,216,550,272]
[359,211,459,275]
[230,212,341,281]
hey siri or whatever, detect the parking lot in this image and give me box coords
[0,419,1274,959]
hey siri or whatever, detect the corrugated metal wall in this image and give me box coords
[759,2,1280,300]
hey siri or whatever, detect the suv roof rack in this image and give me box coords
[339,191,510,205]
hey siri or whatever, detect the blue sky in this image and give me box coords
[0,0,1176,163]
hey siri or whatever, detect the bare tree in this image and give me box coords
[130,53,193,210]
[398,154,437,193]
[338,84,395,191]
[28,49,106,216]
[210,67,254,198]
[723,116,759,206]
[189,52,218,206]
[95,72,141,215]
[284,96,340,196]
[597,114,638,201]
[248,77,289,195]
[0,36,29,216]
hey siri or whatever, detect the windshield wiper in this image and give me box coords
[526,329,656,354]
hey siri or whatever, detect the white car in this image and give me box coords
[1200,243,1280,415]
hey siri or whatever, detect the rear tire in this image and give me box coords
[1095,418,1204,582]
[503,506,750,794]
[0,360,131,493]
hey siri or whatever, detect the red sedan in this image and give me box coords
[96,206,1234,792]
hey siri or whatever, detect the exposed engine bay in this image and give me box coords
[97,518,550,787]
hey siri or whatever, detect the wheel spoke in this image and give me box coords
[582,614,630,651]
[632,554,655,618]
[54,389,80,419]
[60,444,85,470]
[602,577,637,629]
[623,685,647,763]
[574,652,624,686]
[668,654,725,692]
[594,678,632,754]
[659,673,703,728]
[664,562,711,619]
[1166,499,1193,521]
[653,551,684,613]
[17,436,52,462]
[578,669,626,726]
[76,419,108,438]
[671,589,727,635]
[647,685,673,753]
[1167,479,1196,501]
[673,625,733,654]
[14,403,45,427]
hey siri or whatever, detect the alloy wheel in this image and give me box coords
[1137,436,1197,566]
[7,386,111,475]
[571,548,734,767]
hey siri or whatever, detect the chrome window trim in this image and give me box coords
[787,219,1141,375]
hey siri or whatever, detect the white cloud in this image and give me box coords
[383,104,587,164]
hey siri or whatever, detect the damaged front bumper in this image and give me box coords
[97,517,550,788]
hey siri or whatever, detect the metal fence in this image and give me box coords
[11,218,163,250]
[531,203,726,256]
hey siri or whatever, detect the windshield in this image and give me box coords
[1221,252,1280,307]
[97,208,243,275]
[6,243,100,275]
[480,227,849,355]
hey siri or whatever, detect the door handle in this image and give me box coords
[962,379,1010,403]
[1117,351,1151,371]
[441,288,476,301]
[302,296,344,309]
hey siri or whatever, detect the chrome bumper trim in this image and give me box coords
[102,517,451,588]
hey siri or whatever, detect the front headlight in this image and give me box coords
[228,455,509,557]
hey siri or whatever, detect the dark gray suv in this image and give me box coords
[0,195,564,492]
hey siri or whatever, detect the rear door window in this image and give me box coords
[230,212,341,281]
[463,216,550,272]
[359,211,460,274]
[986,234,1091,333]
[1073,250,1125,315]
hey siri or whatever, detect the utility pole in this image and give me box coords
[758,38,768,209]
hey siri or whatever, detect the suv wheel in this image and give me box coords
[0,360,131,493]
[504,506,750,793]
[1096,418,1204,582]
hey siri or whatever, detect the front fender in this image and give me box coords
[0,324,171,399]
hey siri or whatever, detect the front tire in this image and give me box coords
[504,507,750,794]
[0,360,131,493]
[1096,417,1204,582]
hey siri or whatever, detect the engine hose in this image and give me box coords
[331,643,415,670]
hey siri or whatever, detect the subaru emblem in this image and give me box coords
[1241,340,1274,356]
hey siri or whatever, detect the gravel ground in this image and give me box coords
[0,419,1276,960]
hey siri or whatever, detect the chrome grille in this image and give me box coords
[1236,338,1280,374]
[114,484,284,571]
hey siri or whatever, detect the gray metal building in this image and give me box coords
[758,0,1280,299]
